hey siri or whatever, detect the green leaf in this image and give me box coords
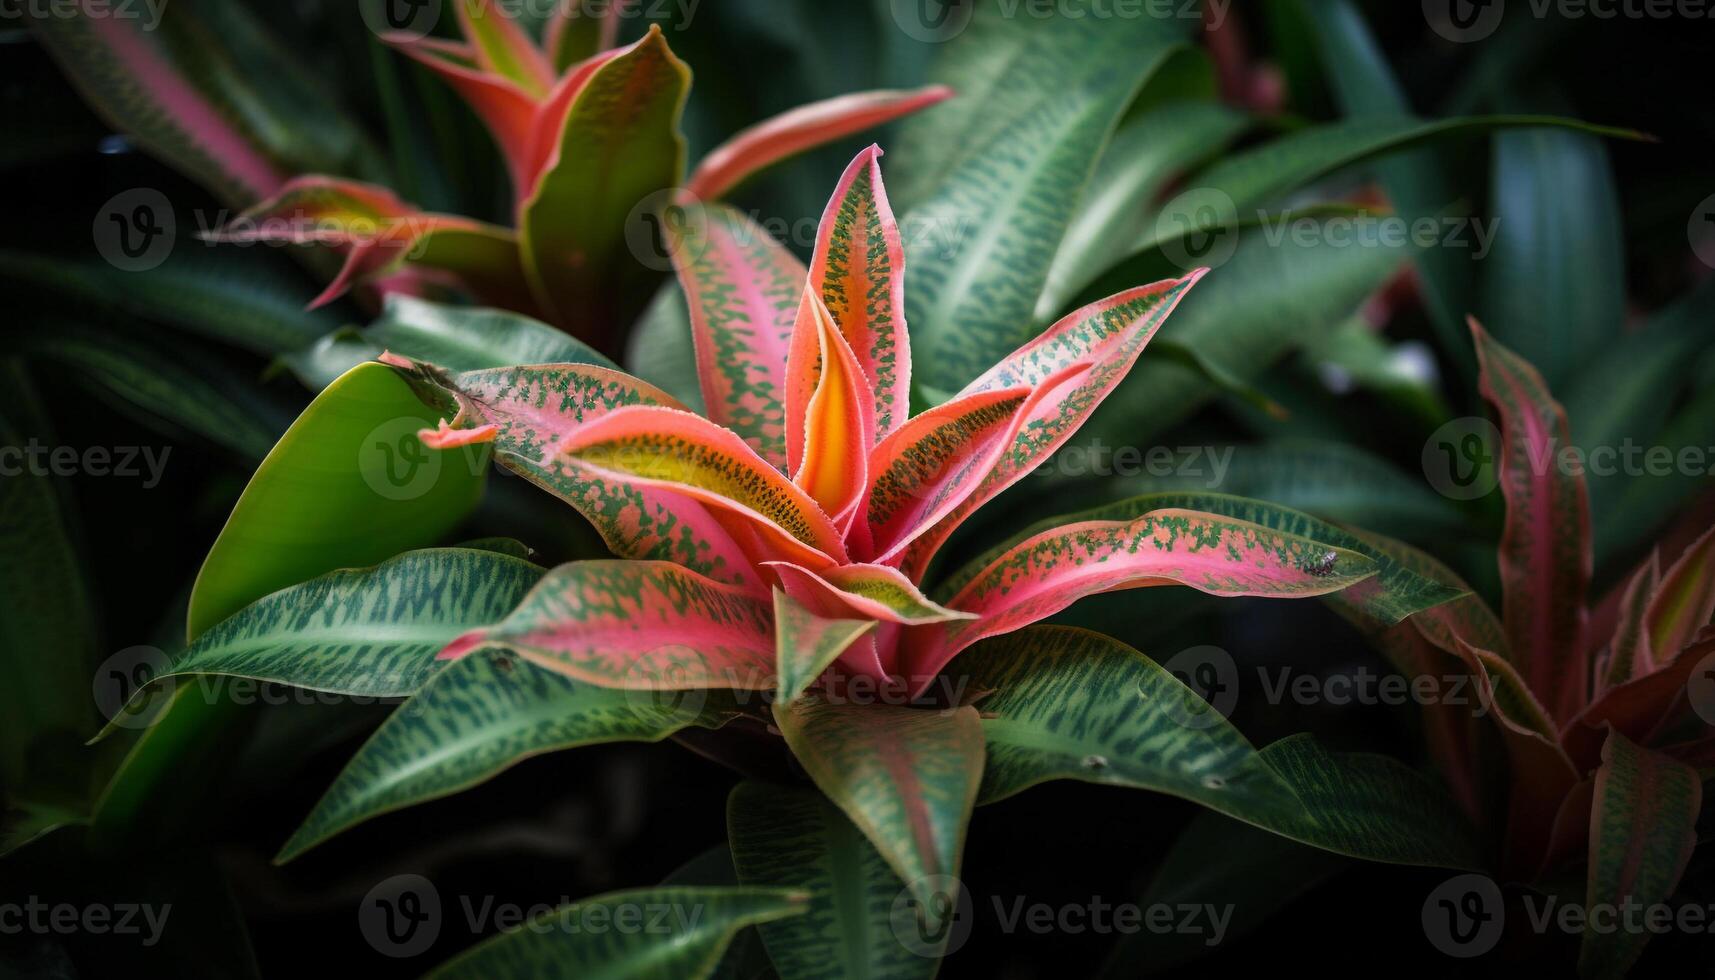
[188,361,490,640]
[892,2,1191,389]
[1479,123,1625,389]
[624,280,706,412]
[425,887,809,980]
[773,698,984,911]
[1080,222,1409,446]
[98,548,543,740]
[953,627,1482,868]
[520,26,689,350]
[0,367,97,789]
[773,591,875,705]
[279,649,729,862]
[729,781,946,979]
[939,492,1462,625]
[1578,732,1701,979]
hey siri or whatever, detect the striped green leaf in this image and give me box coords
[773,698,984,911]
[97,548,544,740]
[521,26,689,349]
[893,3,1191,389]
[729,782,945,980]
[1578,732,1701,980]
[278,650,734,862]
[958,627,1482,869]
[425,887,809,980]
[369,296,617,373]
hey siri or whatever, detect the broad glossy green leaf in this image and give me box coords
[1479,123,1625,389]
[521,26,689,349]
[426,887,810,980]
[189,361,490,639]
[773,698,984,910]
[279,649,730,862]
[892,2,1191,389]
[98,548,542,739]
[1578,732,1701,979]
[938,492,1462,625]
[729,782,944,980]
[1080,222,1409,446]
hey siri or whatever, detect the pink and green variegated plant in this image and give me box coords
[371,145,1390,900]
[1346,321,1714,978]
[203,5,947,351]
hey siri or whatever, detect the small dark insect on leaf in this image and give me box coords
[1304,551,1340,577]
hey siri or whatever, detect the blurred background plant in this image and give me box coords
[1,0,1711,976]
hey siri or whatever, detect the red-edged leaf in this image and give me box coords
[773,589,876,703]
[809,145,911,442]
[765,562,973,627]
[785,289,872,532]
[1472,318,1592,723]
[519,47,626,202]
[1579,731,1701,980]
[1446,638,1581,877]
[666,202,806,470]
[863,365,1086,566]
[202,176,522,309]
[454,0,555,98]
[900,508,1377,685]
[1600,552,1662,693]
[1567,628,1715,770]
[1646,524,1715,665]
[520,26,689,349]
[555,405,848,568]
[772,697,984,913]
[392,359,761,590]
[684,87,954,202]
[896,272,1207,581]
[545,0,634,71]
[384,32,540,191]
[1539,776,1596,878]
[439,560,776,691]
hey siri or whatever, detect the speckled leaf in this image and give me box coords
[1474,320,1591,722]
[686,87,951,202]
[1601,553,1660,691]
[892,4,1191,389]
[896,274,1206,579]
[766,563,973,627]
[773,590,875,704]
[396,359,759,588]
[904,509,1376,682]
[808,145,912,443]
[97,548,543,740]
[278,649,735,862]
[426,887,809,980]
[773,698,984,911]
[728,782,945,980]
[521,26,689,347]
[365,295,617,374]
[440,560,778,693]
[1578,732,1701,980]
[960,628,1482,869]
[666,201,805,469]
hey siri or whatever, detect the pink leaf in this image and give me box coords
[785,288,872,531]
